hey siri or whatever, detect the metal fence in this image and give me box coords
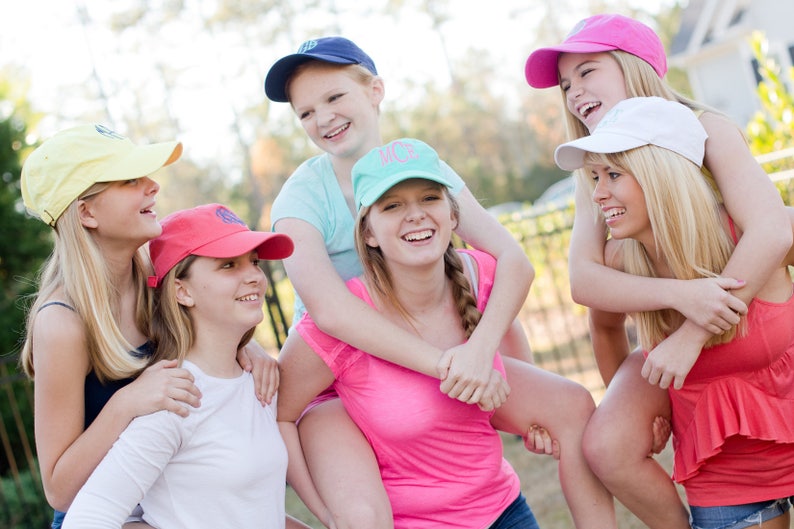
[2,154,792,528]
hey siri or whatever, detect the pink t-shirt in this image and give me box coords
[297,249,520,528]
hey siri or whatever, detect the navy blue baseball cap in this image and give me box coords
[264,36,378,103]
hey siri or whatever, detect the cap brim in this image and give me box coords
[525,42,618,88]
[359,171,452,209]
[97,141,183,183]
[554,133,647,171]
[265,53,357,102]
[193,231,294,260]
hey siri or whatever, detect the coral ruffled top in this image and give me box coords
[670,285,794,506]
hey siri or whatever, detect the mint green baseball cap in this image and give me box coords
[352,138,454,210]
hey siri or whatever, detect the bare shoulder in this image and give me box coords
[30,297,91,375]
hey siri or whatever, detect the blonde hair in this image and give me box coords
[285,60,379,105]
[21,183,151,381]
[148,256,255,365]
[354,186,481,338]
[579,146,738,349]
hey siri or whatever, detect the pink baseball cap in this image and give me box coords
[147,203,294,288]
[524,13,667,88]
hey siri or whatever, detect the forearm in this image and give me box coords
[468,248,534,360]
[310,294,442,377]
[45,393,136,510]
[588,310,630,387]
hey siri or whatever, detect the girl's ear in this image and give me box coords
[370,76,385,106]
[364,225,379,249]
[174,279,195,308]
[77,199,99,229]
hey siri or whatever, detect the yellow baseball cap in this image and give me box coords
[21,124,183,226]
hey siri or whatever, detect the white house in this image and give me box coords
[668,0,794,127]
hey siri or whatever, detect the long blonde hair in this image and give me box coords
[148,256,255,366]
[579,147,738,349]
[21,183,151,382]
[354,186,482,338]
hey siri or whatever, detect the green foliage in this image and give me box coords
[0,88,52,361]
[745,31,794,163]
[0,464,50,528]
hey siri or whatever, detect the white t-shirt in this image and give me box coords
[63,360,288,529]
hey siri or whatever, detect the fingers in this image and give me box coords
[436,350,453,381]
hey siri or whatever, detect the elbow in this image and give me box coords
[45,486,73,513]
[306,304,344,337]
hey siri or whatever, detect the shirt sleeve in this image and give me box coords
[440,160,466,195]
[62,411,184,529]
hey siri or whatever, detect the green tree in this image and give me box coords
[745,31,794,166]
[0,76,52,360]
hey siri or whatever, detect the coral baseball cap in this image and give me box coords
[554,97,707,171]
[147,203,294,288]
[264,36,378,102]
[21,124,182,227]
[525,13,667,88]
[352,138,454,210]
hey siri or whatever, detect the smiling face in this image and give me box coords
[558,52,629,132]
[363,179,456,270]
[587,159,651,246]
[78,176,162,249]
[288,63,385,162]
[176,251,266,333]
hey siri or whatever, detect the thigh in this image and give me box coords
[587,351,670,453]
[492,357,594,437]
[298,398,391,517]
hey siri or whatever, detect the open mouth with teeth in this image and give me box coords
[579,102,600,119]
[402,229,434,242]
[324,123,350,139]
[237,294,260,302]
[603,208,625,221]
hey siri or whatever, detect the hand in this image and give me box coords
[122,359,201,418]
[524,425,560,460]
[672,277,746,334]
[473,369,511,411]
[437,342,496,404]
[648,415,671,456]
[641,324,706,389]
[237,340,279,405]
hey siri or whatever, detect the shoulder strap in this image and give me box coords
[37,301,76,313]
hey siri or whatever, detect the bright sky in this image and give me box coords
[2,0,678,163]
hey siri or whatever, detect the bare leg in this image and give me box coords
[583,351,689,528]
[493,357,617,529]
[298,398,393,529]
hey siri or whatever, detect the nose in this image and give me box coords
[142,176,159,195]
[316,105,335,128]
[592,178,609,203]
[567,82,583,103]
[405,201,427,222]
[247,262,267,286]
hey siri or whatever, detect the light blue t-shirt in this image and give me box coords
[271,152,465,326]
